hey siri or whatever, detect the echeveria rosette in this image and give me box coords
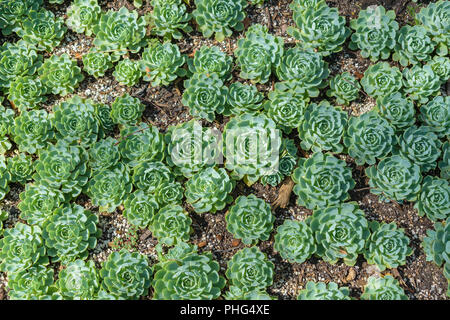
[226,246,274,292]
[374,93,415,132]
[0,41,42,89]
[288,5,350,56]
[153,250,225,300]
[0,155,10,200]
[52,95,100,146]
[188,45,232,81]
[419,96,449,138]
[38,53,84,96]
[57,259,100,300]
[344,111,396,166]
[393,25,435,66]
[360,62,402,99]
[8,76,47,111]
[422,218,449,270]
[95,103,115,135]
[132,161,173,192]
[225,82,263,115]
[113,59,143,87]
[88,137,120,172]
[292,152,355,210]
[42,204,100,264]
[18,10,66,52]
[299,101,348,153]
[151,205,193,246]
[364,221,413,271]
[326,72,360,106]
[0,0,43,35]
[123,190,159,228]
[118,123,165,167]
[361,276,408,300]
[192,0,248,41]
[86,164,132,213]
[311,202,370,266]
[415,0,450,56]
[0,136,11,155]
[182,73,228,122]
[235,24,284,84]
[264,89,308,133]
[141,41,186,87]
[66,0,101,36]
[275,47,329,96]
[165,120,220,178]
[402,65,440,104]
[427,55,450,84]
[225,194,274,245]
[297,281,351,300]
[349,6,398,61]
[7,153,34,184]
[7,265,58,300]
[397,125,442,173]
[365,155,422,202]
[185,167,235,214]
[225,286,274,300]
[33,141,90,199]
[415,176,449,222]
[274,219,316,264]
[93,7,147,61]
[150,0,192,40]
[440,141,450,180]
[110,94,145,127]
[100,249,152,300]
[82,49,113,78]
[0,223,48,274]
[155,181,184,207]
[290,0,327,19]
[0,105,14,136]
[260,172,284,187]
[223,113,281,185]
[18,183,65,226]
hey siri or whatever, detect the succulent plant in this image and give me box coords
[33,141,90,199]
[123,190,159,228]
[0,209,7,235]
[288,4,350,56]
[225,286,274,300]
[225,194,274,245]
[38,53,84,96]
[187,45,232,81]
[0,104,14,135]
[8,76,47,111]
[260,139,297,187]
[349,5,398,61]
[260,172,283,187]
[299,101,348,153]
[264,88,308,133]
[88,137,121,172]
[86,163,132,213]
[223,113,281,185]
[422,218,449,269]
[366,155,422,202]
[57,260,100,300]
[118,123,165,167]
[415,176,449,223]
[374,93,416,132]
[7,266,60,300]
[225,82,264,115]
[274,219,316,264]
[393,25,435,66]
[0,0,43,35]
[275,47,329,96]
[150,0,192,40]
[12,109,54,154]
[42,203,100,264]
[185,167,234,214]
[93,7,147,61]
[95,103,115,135]
[66,0,101,36]
[7,153,34,184]
[100,249,152,300]
[290,0,327,20]
[155,181,184,207]
[292,152,355,210]
[361,276,408,300]
[53,95,100,146]
[165,120,220,178]
[18,183,65,226]
[0,136,11,155]
[0,155,10,200]
[344,111,396,166]
[310,202,370,266]
[112,59,143,87]
[440,141,450,180]
[132,161,173,192]
[402,65,440,104]
[151,205,193,246]
[82,49,114,78]
[326,72,360,105]
[415,0,450,56]
[141,41,186,87]
[360,62,402,99]
[419,96,449,138]
[235,24,284,84]
[110,94,145,127]
[226,246,274,291]
[397,125,442,173]
[182,73,228,122]
[0,223,48,274]
[0,41,42,89]
[427,55,450,84]
[192,0,248,41]
[297,281,351,300]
